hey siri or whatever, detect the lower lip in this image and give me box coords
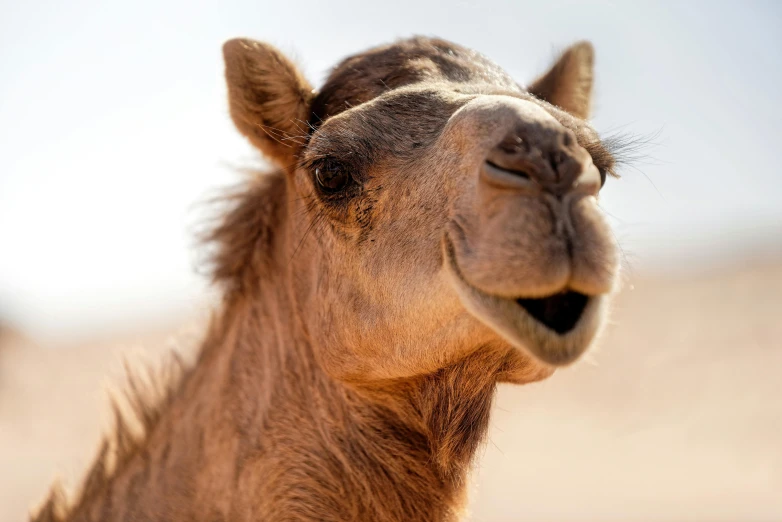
[443,234,604,366]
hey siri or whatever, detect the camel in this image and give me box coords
[32,36,625,521]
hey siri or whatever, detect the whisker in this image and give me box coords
[291,211,325,261]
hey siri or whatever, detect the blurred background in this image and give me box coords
[1,1,781,520]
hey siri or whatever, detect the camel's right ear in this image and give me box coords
[223,39,314,168]
[528,41,594,120]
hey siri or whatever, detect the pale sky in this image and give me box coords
[1,0,781,339]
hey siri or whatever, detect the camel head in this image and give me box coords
[222,37,619,385]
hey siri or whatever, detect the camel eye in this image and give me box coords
[315,166,349,192]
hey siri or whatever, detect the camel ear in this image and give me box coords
[528,41,594,119]
[223,39,314,167]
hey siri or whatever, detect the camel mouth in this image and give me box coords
[442,235,606,367]
[515,291,588,335]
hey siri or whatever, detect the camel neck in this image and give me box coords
[207,292,500,521]
[60,283,499,522]
[177,287,499,521]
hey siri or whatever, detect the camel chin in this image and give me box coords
[443,234,608,366]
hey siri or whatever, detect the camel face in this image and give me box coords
[224,37,619,383]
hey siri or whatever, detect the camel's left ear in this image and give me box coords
[528,41,594,120]
[223,39,314,168]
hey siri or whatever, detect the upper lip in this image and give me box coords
[442,233,606,366]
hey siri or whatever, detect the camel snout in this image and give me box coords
[443,96,618,302]
[479,115,600,198]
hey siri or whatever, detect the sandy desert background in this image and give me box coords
[3,259,781,521]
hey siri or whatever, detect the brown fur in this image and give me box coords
[32,36,630,521]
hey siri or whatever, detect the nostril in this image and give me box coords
[549,150,562,167]
[486,134,539,184]
[485,159,530,180]
[498,139,524,155]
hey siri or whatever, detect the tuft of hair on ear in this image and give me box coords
[223,39,314,168]
[528,41,594,120]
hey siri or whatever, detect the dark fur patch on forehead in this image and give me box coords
[307,36,626,178]
[306,88,465,169]
[310,36,520,128]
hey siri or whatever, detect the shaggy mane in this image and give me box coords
[30,353,191,522]
[30,171,286,522]
[197,170,287,295]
